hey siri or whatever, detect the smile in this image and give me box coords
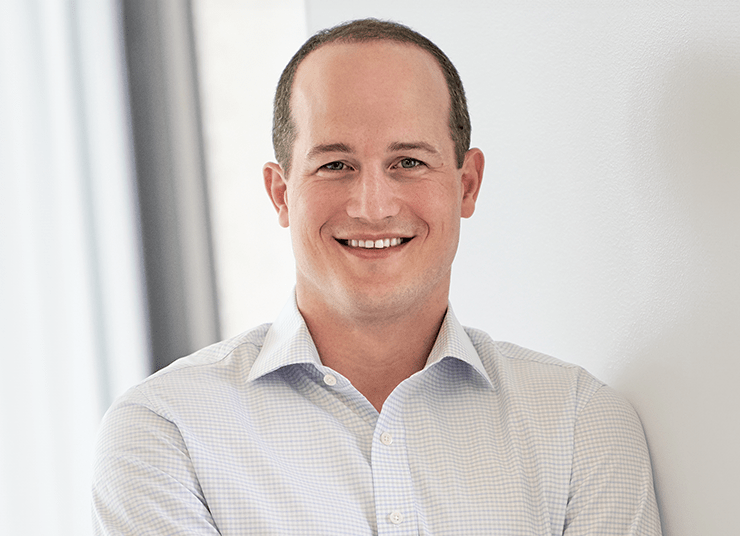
[337,237,411,249]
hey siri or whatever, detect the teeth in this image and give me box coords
[342,237,406,249]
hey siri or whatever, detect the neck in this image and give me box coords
[296,287,449,412]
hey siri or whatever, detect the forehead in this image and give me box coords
[291,40,450,133]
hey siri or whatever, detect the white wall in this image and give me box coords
[197,2,740,534]
[192,0,306,337]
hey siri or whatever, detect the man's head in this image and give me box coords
[264,20,484,321]
[272,18,471,175]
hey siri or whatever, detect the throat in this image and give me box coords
[303,303,446,410]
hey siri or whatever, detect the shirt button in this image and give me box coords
[323,374,337,386]
[380,431,393,445]
[388,511,404,524]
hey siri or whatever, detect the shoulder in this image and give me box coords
[90,329,277,536]
[464,327,590,370]
[95,323,273,480]
[466,327,604,391]
[106,323,272,418]
[462,327,636,425]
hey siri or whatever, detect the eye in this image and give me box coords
[321,161,346,171]
[398,158,423,169]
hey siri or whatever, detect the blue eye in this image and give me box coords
[399,158,421,169]
[322,161,345,171]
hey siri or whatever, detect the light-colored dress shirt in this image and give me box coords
[92,297,661,535]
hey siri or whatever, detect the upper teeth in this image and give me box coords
[346,238,403,249]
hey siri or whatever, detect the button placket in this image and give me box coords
[371,385,417,534]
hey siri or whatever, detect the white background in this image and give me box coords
[0,1,149,534]
[195,1,740,534]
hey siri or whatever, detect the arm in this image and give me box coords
[564,385,661,535]
[92,392,221,535]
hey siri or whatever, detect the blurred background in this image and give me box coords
[1,1,738,534]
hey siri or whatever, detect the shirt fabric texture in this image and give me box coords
[92,297,661,535]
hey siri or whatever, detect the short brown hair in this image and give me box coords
[272,18,471,175]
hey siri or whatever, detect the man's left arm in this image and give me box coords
[564,385,662,535]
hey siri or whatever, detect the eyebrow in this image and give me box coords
[305,141,441,161]
[306,143,354,160]
[387,141,440,155]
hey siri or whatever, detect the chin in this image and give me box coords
[297,265,451,321]
[338,278,444,321]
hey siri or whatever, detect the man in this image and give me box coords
[93,19,660,535]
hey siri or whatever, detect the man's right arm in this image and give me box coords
[92,392,221,535]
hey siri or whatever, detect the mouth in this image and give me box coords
[336,237,413,249]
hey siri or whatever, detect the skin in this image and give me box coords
[264,41,484,411]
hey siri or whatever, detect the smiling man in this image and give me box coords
[93,19,660,535]
[262,35,484,411]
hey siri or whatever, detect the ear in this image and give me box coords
[459,148,484,219]
[263,162,290,228]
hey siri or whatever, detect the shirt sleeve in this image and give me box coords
[92,390,221,535]
[563,384,662,535]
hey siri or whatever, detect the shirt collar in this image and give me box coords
[249,294,493,388]
[247,294,322,381]
[424,303,494,388]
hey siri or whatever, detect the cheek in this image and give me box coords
[289,184,346,235]
[412,182,463,227]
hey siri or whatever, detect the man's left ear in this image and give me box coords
[460,148,484,219]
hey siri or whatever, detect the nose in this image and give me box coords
[345,167,401,222]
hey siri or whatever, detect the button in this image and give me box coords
[323,374,337,386]
[380,431,393,445]
[388,511,404,525]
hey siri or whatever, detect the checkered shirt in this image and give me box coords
[92,297,660,535]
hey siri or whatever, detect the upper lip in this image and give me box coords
[337,235,410,240]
